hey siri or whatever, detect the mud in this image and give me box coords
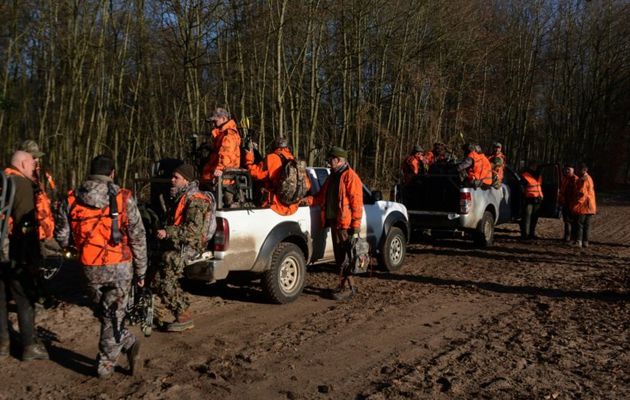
[0,203,628,399]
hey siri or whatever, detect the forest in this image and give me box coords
[1,0,629,190]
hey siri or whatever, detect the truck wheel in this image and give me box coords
[379,227,406,272]
[262,242,306,304]
[474,211,495,247]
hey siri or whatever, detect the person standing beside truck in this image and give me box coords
[520,161,544,240]
[309,147,364,301]
[154,164,215,332]
[571,163,596,248]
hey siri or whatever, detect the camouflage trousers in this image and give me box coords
[87,279,135,376]
[153,250,190,318]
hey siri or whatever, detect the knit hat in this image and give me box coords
[19,140,45,158]
[174,163,196,182]
[412,144,424,153]
[327,146,348,159]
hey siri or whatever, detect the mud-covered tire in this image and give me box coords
[261,242,306,304]
[379,227,407,272]
[474,211,495,247]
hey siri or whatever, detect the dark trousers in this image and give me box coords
[330,226,351,277]
[573,215,592,243]
[521,201,541,239]
[0,263,37,346]
[562,207,574,240]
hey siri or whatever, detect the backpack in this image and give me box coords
[178,190,217,247]
[200,191,217,244]
[275,154,308,205]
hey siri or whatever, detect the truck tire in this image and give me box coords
[261,242,306,304]
[474,211,495,247]
[379,227,406,272]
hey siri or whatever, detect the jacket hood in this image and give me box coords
[75,175,120,209]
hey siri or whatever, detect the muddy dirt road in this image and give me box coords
[1,202,628,399]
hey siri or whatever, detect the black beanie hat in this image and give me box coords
[174,163,196,182]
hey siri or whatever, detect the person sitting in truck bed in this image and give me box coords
[244,137,309,216]
[489,141,506,188]
[401,145,427,184]
[457,143,493,188]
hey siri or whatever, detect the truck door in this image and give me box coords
[539,163,561,218]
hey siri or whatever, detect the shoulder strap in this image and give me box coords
[276,153,289,166]
[107,183,122,245]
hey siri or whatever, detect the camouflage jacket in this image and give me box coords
[55,175,148,281]
[164,181,214,255]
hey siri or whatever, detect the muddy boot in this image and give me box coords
[0,339,9,358]
[166,310,194,332]
[22,343,49,361]
[582,241,589,248]
[126,341,141,376]
[97,361,115,379]
[332,286,357,301]
[572,240,582,248]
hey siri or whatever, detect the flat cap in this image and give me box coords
[19,140,45,158]
[327,146,348,159]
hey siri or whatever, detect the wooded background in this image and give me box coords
[1,0,629,191]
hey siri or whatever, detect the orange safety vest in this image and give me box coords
[466,152,493,185]
[522,171,543,198]
[492,152,506,184]
[4,167,54,240]
[174,192,211,226]
[68,189,132,266]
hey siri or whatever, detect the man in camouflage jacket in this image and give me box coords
[56,155,147,378]
[154,163,215,332]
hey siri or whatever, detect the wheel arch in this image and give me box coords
[379,211,409,253]
[251,221,311,272]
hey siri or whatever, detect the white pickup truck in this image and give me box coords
[166,167,409,304]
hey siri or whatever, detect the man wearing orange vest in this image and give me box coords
[457,143,493,188]
[201,108,242,181]
[401,145,427,184]
[245,137,309,216]
[309,147,364,301]
[520,161,544,240]
[559,165,578,242]
[571,163,596,248]
[154,164,215,332]
[1,151,49,361]
[55,155,147,378]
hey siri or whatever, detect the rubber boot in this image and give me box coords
[166,310,194,332]
[126,341,141,376]
[22,343,49,361]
